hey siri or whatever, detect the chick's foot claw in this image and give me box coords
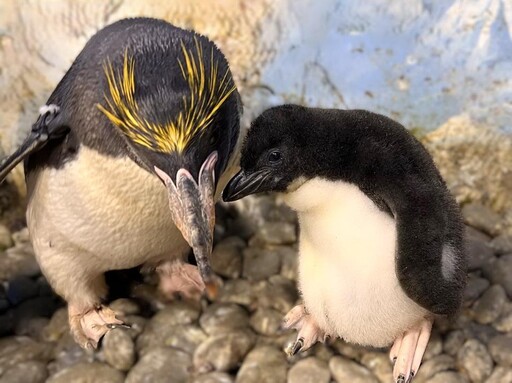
[69,305,128,349]
[283,304,329,356]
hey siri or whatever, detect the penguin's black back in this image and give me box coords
[26,18,232,175]
[246,105,466,316]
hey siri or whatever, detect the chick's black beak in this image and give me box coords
[222,169,270,202]
[154,151,218,299]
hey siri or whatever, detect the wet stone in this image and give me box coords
[249,221,297,246]
[123,315,146,339]
[485,366,512,383]
[242,247,281,281]
[456,339,493,382]
[103,328,136,371]
[0,360,48,383]
[329,356,379,383]
[194,329,256,373]
[193,372,235,383]
[490,234,512,255]
[413,354,455,383]
[483,254,512,298]
[288,357,330,383]
[211,237,244,279]
[488,334,512,366]
[236,345,287,383]
[0,336,52,375]
[425,371,469,383]
[464,274,490,305]
[249,308,283,336]
[0,224,13,250]
[126,347,191,383]
[471,284,506,324]
[199,303,250,335]
[360,352,393,383]
[47,362,124,383]
[47,333,89,375]
[109,298,140,316]
[462,203,502,236]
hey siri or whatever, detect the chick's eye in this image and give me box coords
[268,150,282,163]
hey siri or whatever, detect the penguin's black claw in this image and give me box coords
[291,338,304,356]
[396,374,406,383]
[106,323,131,330]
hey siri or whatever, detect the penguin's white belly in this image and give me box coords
[26,146,188,272]
[283,179,427,347]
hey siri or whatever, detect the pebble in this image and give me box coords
[199,303,250,335]
[456,339,493,382]
[483,254,512,298]
[248,222,297,246]
[255,276,298,314]
[242,247,281,281]
[42,308,68,342]
[47,362,124,383]
[218,279,256,308]
[0,336,52,375]
[12,228,30,245]
[462,203,502,236]
[464,274,490,304]
[444,330,466,356]
[109,298,140,316]
[288,357,330,383]
[488,334,512,366]
[471,284,507,324]
[126,347,191,383]
[194,329,256,373]
[465,235,495,271]
[249,308,283,336]
[413,354,455,383]
[0,360,48,383]
[15,317,49,340]
[236,345,287,383]
[490,234,512,254]
[193,372,235,383]
[360,352,392,383]
[494,306,512,332]
[425,371,469,383]
[329,356,379,383]
[6,276,39,305]
[0,224,13,250]
[0,244,40,281]
[485,366,512,383]
[103,328,136,371]
[424,331,443,360]
[211,237,244,279]
[278,247,298,281]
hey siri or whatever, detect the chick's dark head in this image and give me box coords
[98,34,241,296]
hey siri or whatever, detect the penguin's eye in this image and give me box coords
[209,132,219,146]
[268,150,282,164]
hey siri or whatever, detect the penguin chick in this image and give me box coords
[223,105,466,382]
[0,18,242,348]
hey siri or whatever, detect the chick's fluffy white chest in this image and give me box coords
[283,178,427,347]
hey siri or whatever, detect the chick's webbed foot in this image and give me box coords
[158,262,205,300]
[69,305,128,349]
[389,318,433,383]
[282,304,329,356]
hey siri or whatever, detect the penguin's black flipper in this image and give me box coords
[0,105,68,183]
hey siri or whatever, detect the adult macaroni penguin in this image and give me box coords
[0,18,242,348]
[224,105,466,383]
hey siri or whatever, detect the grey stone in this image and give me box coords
[193,372,234,383]
[103,328,136,371]
[463,322,499,344]
[0,361,48,383]
[424,331,443,360]
[464,275,490,305]
[359,352,393,383]
[109,298,140,316]
[0,244,40,281]
[6,276,39,305]
[42,308,68,342]
[200,303,250,335]
[490,234,512,255]
[123,315,147,339]
[483,254,512,298]
[217,279,256,308]
[488,334,512,366]
[249,308,283,336]
[288,357,330,383]
[249,221,297,246]
[329,356,379,383]
[48,333,89,375]
[47,362,124,383]
[466,226,491,242]
[137,322,206,356]
[485,366,512,383]
[444,330,466,356]
[235,345,287,383]
[412,354,455,383]
[465,235,495,271]
[0,336,52,375]
[12,228,30,245]
[194,329,256,373]
[425,371,468,383]
[126,347,191,383]
[0,224,13,250]
[279,247,298,281]
[494,306,512,332]
[15,317,49,340]
[471,284,507,324]
[242,247,281,281]
[456,339,493,382]
[255,276,298,314]
[331,340,369,360]
[211,237,244,279]
[462,203,502,236]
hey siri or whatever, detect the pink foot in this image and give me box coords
[68,305,128,349]
[158,262,206,300]
[282,304,329,356]
[389,318,433,383]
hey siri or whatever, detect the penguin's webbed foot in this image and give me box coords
[389,318,433,383]
[158,261,206,300]
[69,305,129,349]
[282,304,330,356]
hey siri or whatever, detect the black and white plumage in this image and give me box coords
[223,105,467,382]
[0,18,242,348]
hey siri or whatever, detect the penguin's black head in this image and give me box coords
[98,29,241,296]
[223,105,309,202]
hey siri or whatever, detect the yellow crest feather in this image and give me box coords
[97,38,236,153]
